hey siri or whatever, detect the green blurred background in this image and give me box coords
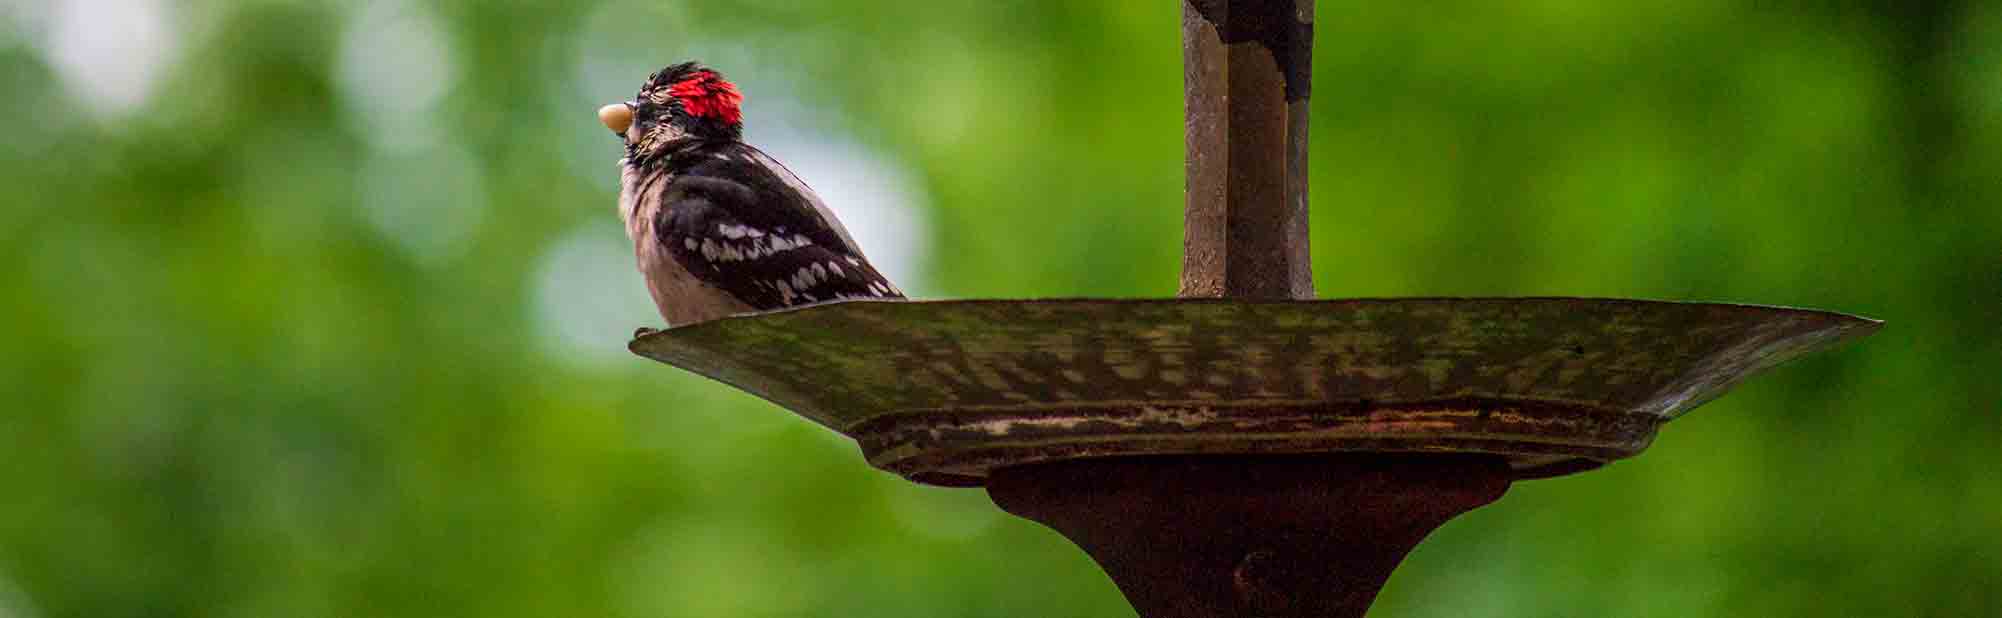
[2,1,1997,616]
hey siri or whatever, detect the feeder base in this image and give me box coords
[987,454,1512,618]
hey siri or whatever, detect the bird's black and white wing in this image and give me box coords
[654,143,903,310]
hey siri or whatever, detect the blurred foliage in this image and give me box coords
[2,1,1998,617]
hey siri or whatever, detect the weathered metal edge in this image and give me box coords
[630,296,1886,337]
[850,398,1661,486]
[627,296,1883,425]
[627,298,1882,486]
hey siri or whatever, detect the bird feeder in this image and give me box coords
[630,2,1880,616]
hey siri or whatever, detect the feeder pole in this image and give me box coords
[1179,0,1315,299]
[996,5,1512,617]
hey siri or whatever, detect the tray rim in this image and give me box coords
[629,297,1882,485]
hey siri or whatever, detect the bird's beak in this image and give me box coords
[598,102,634,136]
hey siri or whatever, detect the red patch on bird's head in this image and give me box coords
[667,71,744,126]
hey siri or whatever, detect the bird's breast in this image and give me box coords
[618,164,670,241]
[618,163,748,325]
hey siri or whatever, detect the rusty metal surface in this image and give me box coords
[988,454,1511,618]
[629,297,1880,486]
[1180,0,1315,299]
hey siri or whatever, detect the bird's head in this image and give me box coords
[599,61,745,164]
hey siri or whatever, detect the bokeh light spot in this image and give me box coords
[356,144,489,267]
[41,0,179,119]
[336,0,456,152]
[531,220,660,365]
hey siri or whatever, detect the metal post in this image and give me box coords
[996,8,1508,616]
[1179,0,1315,299]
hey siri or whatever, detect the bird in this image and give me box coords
[599,61,903,328]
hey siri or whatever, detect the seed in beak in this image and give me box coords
[598,103,634,134]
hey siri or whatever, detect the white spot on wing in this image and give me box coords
[744,130,931,296]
